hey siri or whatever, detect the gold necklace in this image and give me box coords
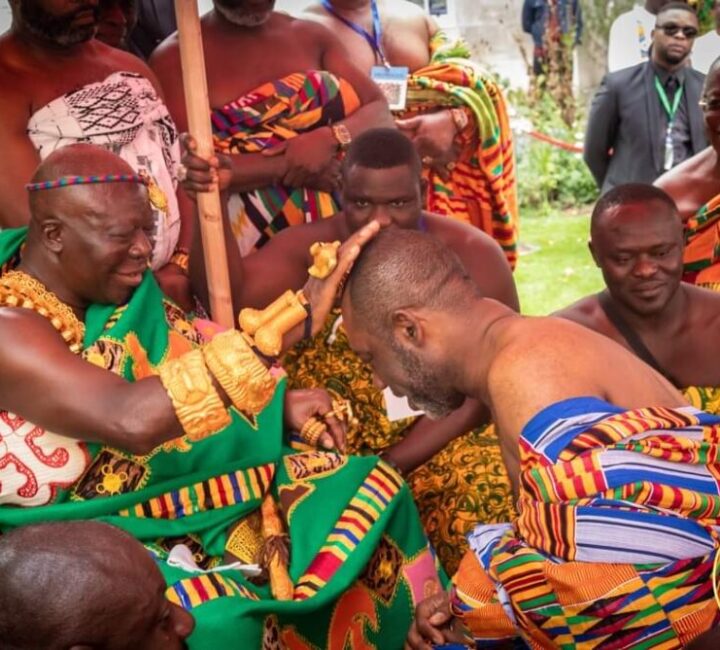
[0,270,85,354]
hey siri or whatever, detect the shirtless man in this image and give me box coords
[342,229,719,648]
[0,0,188,299]
[556,183,720,394]
[301,0,519,267]
[185,127,518,473]
[150,0,392,254]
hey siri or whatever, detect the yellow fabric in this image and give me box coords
[683,385,720,416]
[283,312,515,574]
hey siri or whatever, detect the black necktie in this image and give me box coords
[666,75,679,103]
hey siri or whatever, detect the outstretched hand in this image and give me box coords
[302,220,381,336]
[179,133,233,198]
[284,388,346,451]
[405,591,457,650]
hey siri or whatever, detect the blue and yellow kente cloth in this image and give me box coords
[212,70,359,256]
[0,228,441,649]
[452,397,720,649]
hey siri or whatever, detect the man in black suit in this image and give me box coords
[584,2,707,194]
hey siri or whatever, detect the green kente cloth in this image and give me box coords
[0,228,441,649]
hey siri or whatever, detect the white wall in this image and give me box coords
[1,3,12,35]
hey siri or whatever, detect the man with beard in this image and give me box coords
[183,127,518,574]
[0,521,195,649]
[0,0,193,308]
[341,228,720,647]
[556,183,720,414]
[584,2,707,193]
[150,0,392,255]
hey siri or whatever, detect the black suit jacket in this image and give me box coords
[584,61,707,194]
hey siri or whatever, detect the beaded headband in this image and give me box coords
[25,173,150,192]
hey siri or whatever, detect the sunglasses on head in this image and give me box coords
[657,23,699,38]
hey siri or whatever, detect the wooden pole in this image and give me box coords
[174,0,235,329]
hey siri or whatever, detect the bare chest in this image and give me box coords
[321,16,430,73]
[10,60,133,117]
[203,34,325,108]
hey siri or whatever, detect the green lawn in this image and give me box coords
[514,208,605,315]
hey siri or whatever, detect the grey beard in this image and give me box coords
[215,5,272,27]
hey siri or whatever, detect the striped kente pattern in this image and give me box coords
[118,464,274,519]
[293,461,403,600]
[166,572,258,611]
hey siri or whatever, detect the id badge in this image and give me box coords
[371,65,409,111]
[664,125,674,171]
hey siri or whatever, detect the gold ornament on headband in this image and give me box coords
[308,241,340,279]
[139,171,169,216]
[158,349,231,443]
[203,330,276,415]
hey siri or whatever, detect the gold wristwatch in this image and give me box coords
[331,123,352,153]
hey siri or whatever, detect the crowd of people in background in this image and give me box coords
[1,1,720,649]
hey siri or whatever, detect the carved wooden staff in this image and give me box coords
[174,0,234,328]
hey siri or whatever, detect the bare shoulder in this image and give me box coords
[427,214,505,266]
[270,215,344,258]
[301,3,327,19]
[655,147,714,193]
[268,12,333,50]
[553,294,602,328]
[149,30,181,73]
[687,284,720,328]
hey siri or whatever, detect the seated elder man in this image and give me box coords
[150,0,392,255]
[0,521,194,649]
[341,229,720,648]
[0,0,191,308]
[184,128,518,574]
[0,145,440,649]
[556,184,720,414]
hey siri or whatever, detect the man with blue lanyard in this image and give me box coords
[584,1,707,194]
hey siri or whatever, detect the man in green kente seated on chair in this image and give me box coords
[0,144,441,649]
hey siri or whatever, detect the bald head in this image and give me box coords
[346,228,478,337]
[0,521,164,649]
[28,144,146,225]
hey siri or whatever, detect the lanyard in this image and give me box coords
[654,75,684,123]
[321,0,390,66]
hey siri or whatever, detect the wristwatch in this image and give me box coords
[330,123,352,153]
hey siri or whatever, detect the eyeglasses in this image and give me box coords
[657,23,699,39]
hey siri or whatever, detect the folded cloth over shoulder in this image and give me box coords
[452,397,720,649]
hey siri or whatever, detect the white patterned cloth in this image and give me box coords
[28,71,181,269]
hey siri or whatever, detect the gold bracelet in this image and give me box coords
[203,330,276,415]
[158,349,231,441]
[254,290,309,357]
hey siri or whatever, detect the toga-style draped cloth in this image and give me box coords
[401,32,519,269]
[0,228,442,650]
[27,71,181,269]
[211,70,360,256]
[452,397,720,648]
[683,192,720,290]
